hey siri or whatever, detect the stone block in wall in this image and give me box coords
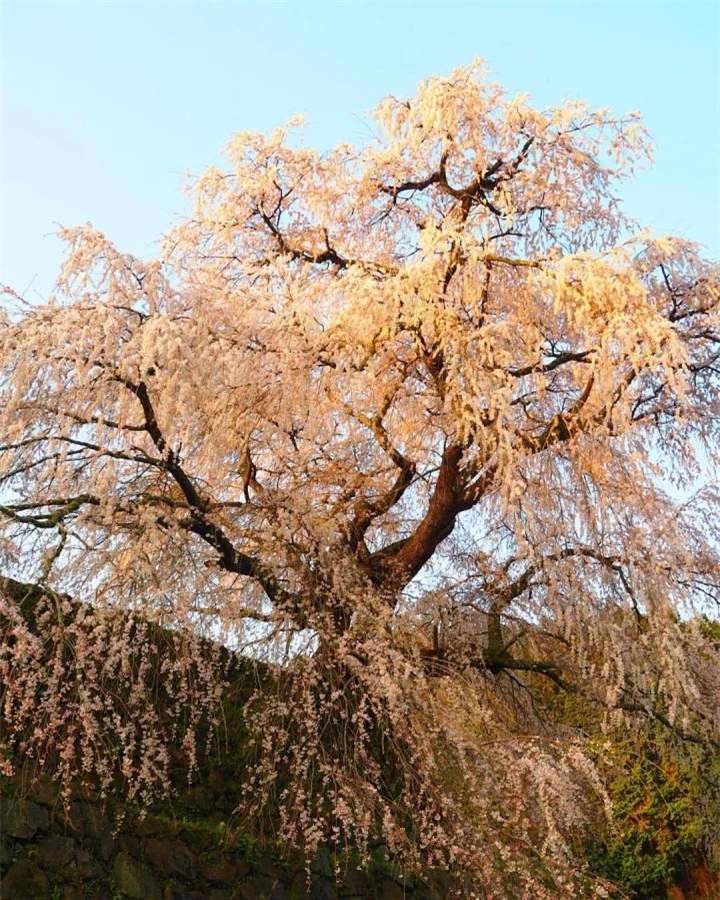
[61,886,86,900]
[145,837,196,879]
[290,870,339,900]
[336,865,371,897]
[0,859,49,899]
[119,833,143,858]
[0,797,49,839]
[113,851,162,900]
[162,886,208,900]
[380,880,407,900]
[236,873,288,899]
[67,802,117,861]
[75,846,105,880]
[0,838,15,870]
[36,834,76,869]
[136,815,181,838]
[200,857,247,884]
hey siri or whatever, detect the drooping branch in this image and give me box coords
[3,367,289,609]
[115,375,288,606]
[421,629,720,750]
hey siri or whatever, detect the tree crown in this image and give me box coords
[2,61,718,896]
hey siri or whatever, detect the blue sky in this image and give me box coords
[2,1,718,301]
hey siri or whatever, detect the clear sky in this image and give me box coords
[2,1,718,302]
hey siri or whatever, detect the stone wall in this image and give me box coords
[1,578,455,899]
[0,779,450,900]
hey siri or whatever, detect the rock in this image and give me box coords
[381,880,408,900]
[75,847,104,880]
[236,875,285,900]
[36,835,76,869]
[311,846,334,879]
[69,783,100,804]
[0,838,15,869]
[290,871,338,900]
[312,876,340,900]
[200,858,241,884]
[113,851,162,900]
[163,886,207,900]
[85,807,117,861]
[424,870,454,898]
[256,852,284,879]
[82,889,112,900]
[0,859,50,899]
[236,858,251,877]
[0,797,49,839]
[66,801,112,841]
[415,890,443,900]
[207,768,225,793]
[28,776,57,807]
[63,887,86,900]
[388,863,415,890]
[66,801,89,834]
[290,872,310,897]
[337,866,370,896]
[119,833,143,858]
[146,837,196,879]
[65,800,116,859]
[269,884,292,900]
[136,815,177,838]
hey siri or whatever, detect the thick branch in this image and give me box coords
[374,443,467,588]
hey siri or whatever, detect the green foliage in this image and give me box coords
[107,879,125,900]
[522,614,720,897]
[585,729,719,897]
[232,829,263,865]
[698,616,720,644]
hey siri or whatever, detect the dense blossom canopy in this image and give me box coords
[1,62,719,896]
